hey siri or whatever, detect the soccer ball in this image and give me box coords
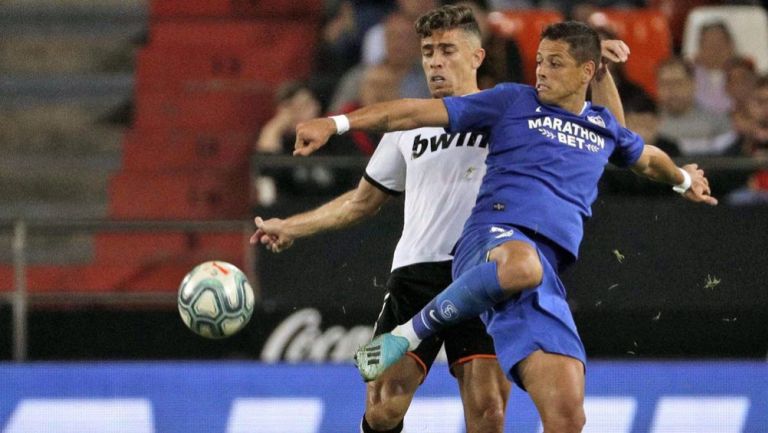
[178,261,255,339]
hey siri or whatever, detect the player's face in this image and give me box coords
[535,39,593,108]
[421,29,483,98]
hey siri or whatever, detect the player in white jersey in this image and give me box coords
[252,6,630,433]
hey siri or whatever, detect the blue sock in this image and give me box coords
[411,261,507,340]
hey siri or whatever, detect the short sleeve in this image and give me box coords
[609,126,645,167]
[443,83,522,133]
[364,132,406,195]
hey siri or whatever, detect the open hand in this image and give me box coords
[682,163,718,206]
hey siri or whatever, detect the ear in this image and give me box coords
[582,60,596,84]
[472,47,486,70]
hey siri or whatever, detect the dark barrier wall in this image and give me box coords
[1,194,765,360]
[254,194,768,359]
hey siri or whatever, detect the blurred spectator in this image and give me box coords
[254,82,355,205]
[361,0,437,66]
[256,82,321,155]
[329,12,430,112]
[656,57,737,156]
[456,0,524,88]
[485,0,534,9]
[729,75,768,157]
[691,21,738,115]
[624,95,681,156]
[726,76,768,205]
[336,64,402,155]
[558,0,645,21]
[725,56,759,139]
[313,1,362,107]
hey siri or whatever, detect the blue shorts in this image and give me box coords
[452,223,587,389]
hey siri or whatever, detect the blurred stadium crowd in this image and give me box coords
[253,0,768,207]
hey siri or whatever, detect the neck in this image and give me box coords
[456,84,480,97]
[556,94,587,115]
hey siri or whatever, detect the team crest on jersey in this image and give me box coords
[587,115,605,128]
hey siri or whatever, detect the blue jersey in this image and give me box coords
[443,83,644,259]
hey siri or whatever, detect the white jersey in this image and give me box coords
[365,127,489,271]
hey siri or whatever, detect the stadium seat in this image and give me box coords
[0,251,246,292]
[133,89,275,131]
[94,232,246,266]
[647,0,719,48]
[682,5,768,74]
[0,232,246,291]
[121,130,253,171]
[588,9,673,96]
[150,0,323,19]
[108,170,250,220]
[488,9,565,85]
[148,20,317,50]
[136,38,316,91]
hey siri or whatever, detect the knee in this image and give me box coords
[365,381,412,429]
[466,401,506,433]
[541,405,585,433]
[365,402,406,430]
[492,243,543,292]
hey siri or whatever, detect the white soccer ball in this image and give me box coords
[178,261,255,339]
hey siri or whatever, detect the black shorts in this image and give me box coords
[373,261,496,376]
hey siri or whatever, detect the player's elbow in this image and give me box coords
[630,145,658,177]
[633,145,676,180]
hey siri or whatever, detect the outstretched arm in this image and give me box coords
[591,39,630,127]
[250,178,391,252]
[294,98,449,156]
[631,145,718,205]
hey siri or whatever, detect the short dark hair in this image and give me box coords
[657,56,694,79]
[275,81,313,104]
[699,20,733,43]
[540,21,601,67]
[755,74,768,90]
[414,5,481,39]
[624,94,657,114]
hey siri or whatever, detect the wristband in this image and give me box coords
[329,115,350,135]
[672,167,691,194]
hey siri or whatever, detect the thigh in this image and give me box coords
[516,350,584,421]
[442,316,497,375]
[454,357,511,407]
[452,223,519,280]
[479,233,586,388]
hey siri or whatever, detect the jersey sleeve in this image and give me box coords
[364,132,406,195]
[442,83,522,133]
[609,126,645,167]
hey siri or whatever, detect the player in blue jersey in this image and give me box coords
[291,21,709,433]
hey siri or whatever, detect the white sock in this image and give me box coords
[391,320,421,351]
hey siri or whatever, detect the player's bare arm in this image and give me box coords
[250,178,390,252]
[591,39,630,126]
[631,145,718,205]
[294,99,449,156]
